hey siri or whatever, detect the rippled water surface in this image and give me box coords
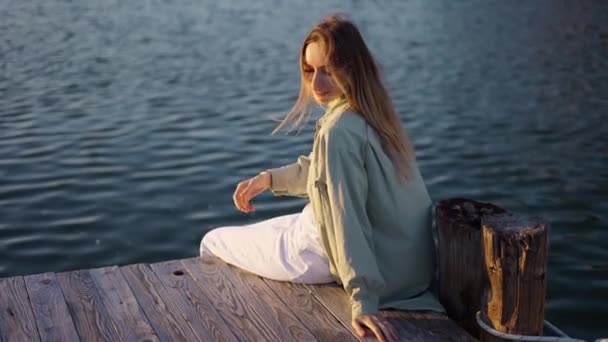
[1,0,607,338]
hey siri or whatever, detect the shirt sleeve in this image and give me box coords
[319,128,386,319]
[267,151,312,198]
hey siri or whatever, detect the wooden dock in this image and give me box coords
[0,253,475,341]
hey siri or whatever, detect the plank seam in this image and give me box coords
[218,265,318,341]
[149,259,240,342]
[180,258,281,342]
[56,270,122,341]
[21,275,44,342]
[119,264,203,342]
[82,269,122,339]
[303,284,363,341]
[119,265,170,341]
[89,266,159,341]
[53,273,82,342]
[260,277,329,339]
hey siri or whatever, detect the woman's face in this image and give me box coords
[303,41,343,105]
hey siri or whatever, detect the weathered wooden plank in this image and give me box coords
[0,254,480,342]
[305,283,475,342]
[56,270,121,341]
[304,282,360,336]
[180,256,280,341]
[0,276,41,342]
[143,261,239,342]
[262,277,358,341]
[120,264,202,342]
[384,310,476,342]
[24,272,79,341]
[215,258,318,341]
[89,266,159,342]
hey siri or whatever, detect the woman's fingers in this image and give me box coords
[241,182,254,212]
[353,315,400,342]
[233,174,267,213]
[233,182,244,211]
[377,319,398,342]
[367,322,387,342]
[351,319,366,337]
[234,181,250,212]
[353,316,387,342]
[377,320,398,342]
[240,184,253,212]
[233,179,256,212]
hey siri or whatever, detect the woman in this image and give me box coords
[200,14,445,342]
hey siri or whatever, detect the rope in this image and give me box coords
[475,311,588,342]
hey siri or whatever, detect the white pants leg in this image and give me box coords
[200,202,336,284]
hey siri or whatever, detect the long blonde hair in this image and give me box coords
[272,13,416,183]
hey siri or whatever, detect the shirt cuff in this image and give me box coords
[267,166,290,195]
[351,296,379,319]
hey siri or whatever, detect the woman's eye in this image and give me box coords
[321,68,332,76]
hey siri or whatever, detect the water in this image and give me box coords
[1,0,606,338]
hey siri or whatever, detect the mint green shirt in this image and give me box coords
[269,98,445,319]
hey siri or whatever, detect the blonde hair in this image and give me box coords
[272,13,416,183]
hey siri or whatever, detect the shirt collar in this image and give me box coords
[316,95,349,128]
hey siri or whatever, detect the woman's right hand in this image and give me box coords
[232,171,271,213]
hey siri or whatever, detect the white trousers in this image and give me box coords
[200,202,336,284]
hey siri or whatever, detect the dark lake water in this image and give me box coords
[1,0,607,339]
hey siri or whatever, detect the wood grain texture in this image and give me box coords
[0,276,41,342]
[216,258,318,342]
[56,269,121,341]
[436,198,507,338]
[304,282,355,335]
[24,272,79,342]
[180,256,280,341]
[305,282,475,342]
[481,214,549,342]
[0,253,482,342]
[386,311,477,342]
[89,266,159,342]
[262,277,358,342]
[120,264,203,342]
[148,260,239,342]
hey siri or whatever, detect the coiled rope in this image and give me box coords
[475,311,588,342]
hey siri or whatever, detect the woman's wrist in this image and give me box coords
[259,170,272,189]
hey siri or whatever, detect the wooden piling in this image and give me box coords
[436,198,507,338]
[480,214,549,341]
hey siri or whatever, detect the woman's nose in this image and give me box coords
[312,72,326,92]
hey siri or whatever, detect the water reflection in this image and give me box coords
[0,0,606,339]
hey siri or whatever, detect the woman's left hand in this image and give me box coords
[352,313,399,341]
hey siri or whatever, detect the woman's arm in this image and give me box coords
[266,152,313,198]
[318,128,385,319]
